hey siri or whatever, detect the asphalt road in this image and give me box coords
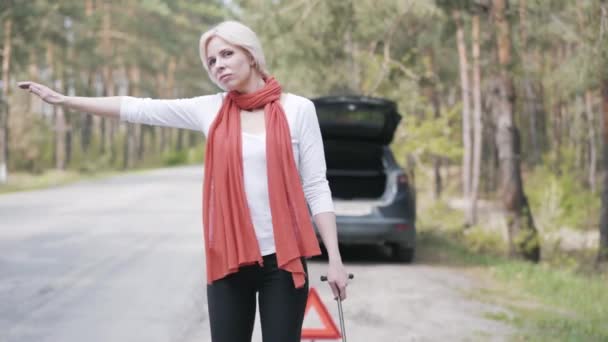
[0,165,513,342]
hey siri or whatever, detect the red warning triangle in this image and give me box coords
[301,287,341,339]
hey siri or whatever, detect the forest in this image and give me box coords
[1,0,607,299]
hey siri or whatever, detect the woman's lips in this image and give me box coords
[219,74,232,82]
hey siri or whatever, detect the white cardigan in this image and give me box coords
[120,93,334,255]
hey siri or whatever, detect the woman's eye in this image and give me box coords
[223,50,233,57]
[208,58,215,67]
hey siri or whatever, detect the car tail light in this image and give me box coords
[395,223,412,231]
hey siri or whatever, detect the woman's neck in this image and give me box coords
[238,74,266,94]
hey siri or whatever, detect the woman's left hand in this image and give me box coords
[326,260,349,301]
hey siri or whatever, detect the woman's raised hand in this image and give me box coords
[17,81,121,118]
[17,81,66,105]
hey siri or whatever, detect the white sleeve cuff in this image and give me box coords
[311,196,335,216]
[119,96,139,122]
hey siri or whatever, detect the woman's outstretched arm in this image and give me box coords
[18,81,121,119]
[18,81,219,133]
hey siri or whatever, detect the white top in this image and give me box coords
[119,93,334,255]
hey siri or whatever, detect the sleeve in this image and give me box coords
[119,95,220,133]
[297,99,335,215]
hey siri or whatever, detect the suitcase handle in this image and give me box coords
[320,274,354,281]
[320,273,352,342]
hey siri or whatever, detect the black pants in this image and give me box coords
[206,254,309,342]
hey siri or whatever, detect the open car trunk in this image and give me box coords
[324,141,386,199]
[313,96,401,202]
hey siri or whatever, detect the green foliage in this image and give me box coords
[238,0,444,98]
[419,205,608,341]
[416,227,501,267]
[76,154,113,174]
[513,222,541,257]
[526,163,601,232]
[9,112,53,174]
[162,150,188,166]
[0,169,91,194]
[2,0,227,180]
[140,0,171,16]
[162,145,205,166]
[463,225,506,255]
[418,198,507,256]
[67,133,113,173]
[3,1,606,264]
[392,101,462,167]
[188,143,206,163]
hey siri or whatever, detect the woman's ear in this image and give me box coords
[245,51,256,67]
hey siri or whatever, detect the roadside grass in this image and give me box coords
[0,169,120,194]
[0,165,198,195]
[416,200,608,341]
[0,145,206,195]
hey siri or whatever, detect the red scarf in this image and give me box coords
[202,77,321,288]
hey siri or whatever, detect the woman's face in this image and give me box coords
[205,36,256,92]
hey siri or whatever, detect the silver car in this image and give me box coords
[312,95,416,262]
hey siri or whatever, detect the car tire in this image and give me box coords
[391,244,415,263]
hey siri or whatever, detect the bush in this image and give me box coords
[161,145,205,166]
[526,164,600,232]
[162,150,188,166]
[463,226,506,255]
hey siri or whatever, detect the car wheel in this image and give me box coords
[391,244,414,263]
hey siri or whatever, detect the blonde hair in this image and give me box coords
[199,21,269,88]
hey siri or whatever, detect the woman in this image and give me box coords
[18,20,349,342]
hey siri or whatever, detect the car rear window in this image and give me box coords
[315,103,387,130]
[314,100,400,144]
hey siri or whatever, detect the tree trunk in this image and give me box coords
[81,71,94,153]
[54,85,67,170]
[138,125,146,161]
[102,65,117,164]
[176,129,184,151]
[167,58,178,152]
[422,48,443,200]
[536,77,548,156]
[54,59,67,171]
[63,20,76,168]
[188,131,198,148]
[575,97,585,178]
[486,98,501,196]
[100,1,113,158]
[27,63,41,113]
[576,3,598,192]
[124,66,139,170]
[346,27,361,93]
[81,0,94,154]
[470,13,483,225]
[597,79,608,264]
[453,9,473,201]
[552,101,563,175]
[85,0,93,15]
[134,106,142,163]
[46,43,67,171]
[519,0,545,165]
[157,73,169,153]
[585,91,597,192]
[0,16,13,183]
[492,0,540,262]
[524,80,545,164]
